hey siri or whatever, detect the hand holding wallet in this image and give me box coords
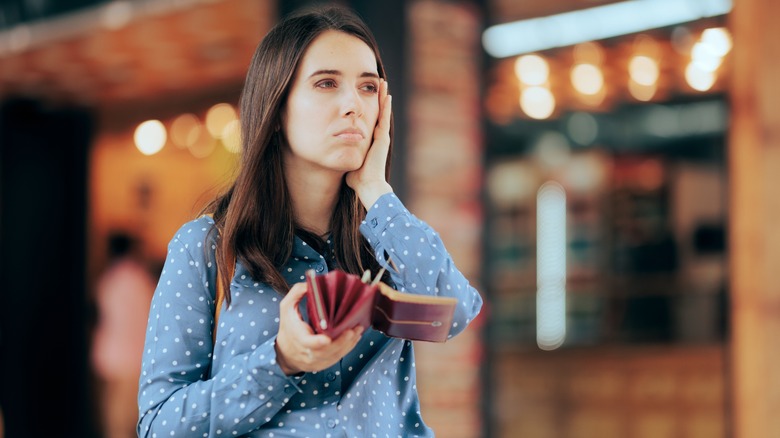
[304,269,457,342]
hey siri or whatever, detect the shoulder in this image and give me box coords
[169,216,219,256]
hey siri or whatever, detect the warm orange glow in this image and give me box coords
[188,130,216,158]
[205,103,238,139]
[628,79,657,101]
[573,41,604,65]
[633,34,661,58]
[221,120,242,154]
[170,113,202,149]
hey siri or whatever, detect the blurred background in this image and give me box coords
[0,0,777,437]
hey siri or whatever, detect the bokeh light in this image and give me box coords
[170,113,202,149]
[629,55,659,86]
[221,119,242,154]
[701,27,732,57]
[536,181,567,351]
[571,63,604,96]
[205,103,238,139]
[134,120,166,156]
[685,62,716,91]
[514,54,549,86]
[691,41,723,72]
[520,86,555,120]
[628,80,657,101]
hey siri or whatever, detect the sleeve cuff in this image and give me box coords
[246,338,306,397]
[361,192,409,234]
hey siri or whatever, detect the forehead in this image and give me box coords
[297,30,378,75]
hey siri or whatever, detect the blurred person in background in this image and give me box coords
[91,232,155,438]
[136,5,482,437]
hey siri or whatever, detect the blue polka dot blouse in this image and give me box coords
[137,193,483,437]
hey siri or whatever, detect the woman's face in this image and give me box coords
[281,30,380,175]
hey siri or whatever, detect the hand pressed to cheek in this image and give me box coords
[347,79,393,208]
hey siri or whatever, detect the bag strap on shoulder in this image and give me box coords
[201,213,233,346]
[213,269,226,345]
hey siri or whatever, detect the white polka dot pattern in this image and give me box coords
[137,193,483,437]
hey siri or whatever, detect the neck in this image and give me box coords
[284,162,342,237]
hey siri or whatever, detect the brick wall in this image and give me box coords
[405,1,485,437]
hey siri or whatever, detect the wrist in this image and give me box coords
[357,181,392,209]
[274,342,301,376]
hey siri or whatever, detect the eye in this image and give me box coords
[361,82,379,93]
[315,79,337,89]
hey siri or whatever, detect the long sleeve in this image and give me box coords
[137,220,301,437]
[359,193,483,339]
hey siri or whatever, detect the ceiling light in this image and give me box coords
[483,0,732,58]
[514,54,549,86]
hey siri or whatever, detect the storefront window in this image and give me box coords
[482,8,731,435]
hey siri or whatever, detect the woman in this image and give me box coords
[137,5,482,437]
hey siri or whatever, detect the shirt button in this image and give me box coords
[327,419,336,428]
[371,218,378,228]
[316,264,324,273]
[326,372,336,381]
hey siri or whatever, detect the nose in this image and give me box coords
[341,87,363,118]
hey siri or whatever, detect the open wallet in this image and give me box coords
[304,269,458,342]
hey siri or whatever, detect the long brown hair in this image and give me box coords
[204,5,393,303]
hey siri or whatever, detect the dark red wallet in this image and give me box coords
[304,269,457,342]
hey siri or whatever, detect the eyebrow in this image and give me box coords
[308,69,380,79]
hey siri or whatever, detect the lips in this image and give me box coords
[334,128,364,141]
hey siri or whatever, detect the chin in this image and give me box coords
[330,152,367,171]
[337,161,365,173]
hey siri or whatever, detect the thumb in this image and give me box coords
[281,282,308,313]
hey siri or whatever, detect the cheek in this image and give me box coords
[283,103,323,146]
[285,89,326,126]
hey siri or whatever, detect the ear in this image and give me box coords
[276,112,286,132]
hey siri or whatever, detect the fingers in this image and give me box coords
[345,78,394,207]
[280,282,329,347]
[374,79,391,143]
[360,78,390,178]
[276,283,365,375]
[280,282,308,311]
[278,327,363,375]
[276,282,322,374]
[307,326,364,366]
[327,326,365,353]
